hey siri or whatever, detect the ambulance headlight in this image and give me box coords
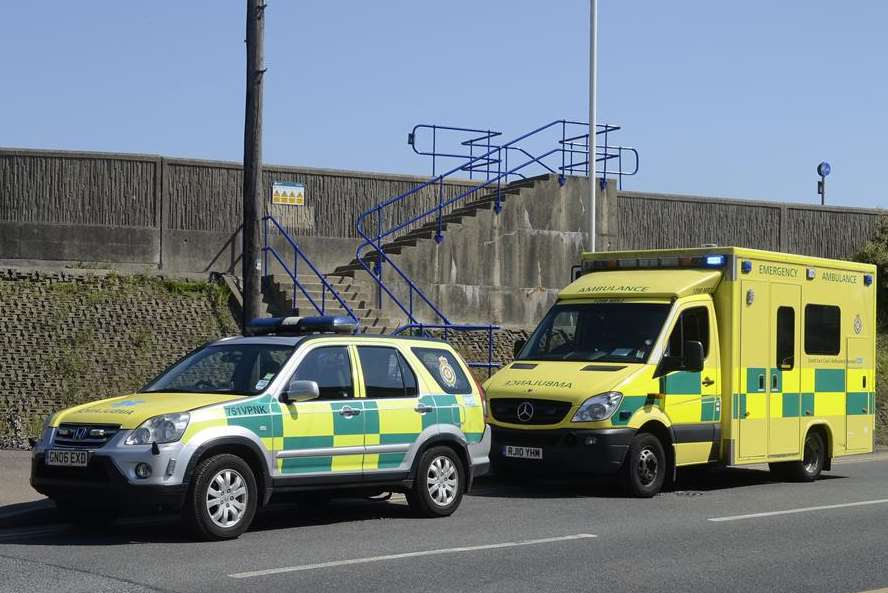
[125,413,190,445]
[572,392,623,422]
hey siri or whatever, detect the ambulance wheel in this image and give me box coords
[407,446,465,517]
[185,454,258,540]
[54,499,118,531]
[621,432,667,498]
[786,430,826,482]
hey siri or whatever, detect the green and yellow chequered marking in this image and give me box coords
[217,390,485,475]
[732,367,875,419]
[612,370,721,427]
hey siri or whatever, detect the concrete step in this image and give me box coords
[272,280,372,300]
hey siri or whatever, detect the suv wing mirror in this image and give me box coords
[280,380,320,404]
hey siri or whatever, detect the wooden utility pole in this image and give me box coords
[242,0,266,329]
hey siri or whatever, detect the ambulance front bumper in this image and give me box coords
[491,426,635,475]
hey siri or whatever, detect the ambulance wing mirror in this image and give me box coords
[683,340,705,373]
[656,340,704,377]
[513,338,527,358]
[280,380,320,404]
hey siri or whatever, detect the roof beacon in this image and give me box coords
[247,315,358,336]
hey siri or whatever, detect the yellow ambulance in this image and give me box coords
[485,247,877,497]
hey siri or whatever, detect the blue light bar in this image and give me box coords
[247,315,357,336]
[741,260,752,274]
[704,255,726,267]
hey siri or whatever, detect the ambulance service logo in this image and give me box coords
[854,314,863,335]
[438,356,458,388]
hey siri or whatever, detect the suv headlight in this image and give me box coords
[125,413,190,445]
[572,392,623,422]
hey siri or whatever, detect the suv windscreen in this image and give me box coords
[142,343,295,395]
[518,302,671,363]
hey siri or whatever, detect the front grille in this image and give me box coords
[53,424,120,449]
[490,398,572,425]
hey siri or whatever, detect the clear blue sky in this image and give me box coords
[2,1,885,208]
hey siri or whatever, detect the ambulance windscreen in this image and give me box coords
[517,303,671,364]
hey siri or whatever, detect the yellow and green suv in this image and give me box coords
[31,316,490,540]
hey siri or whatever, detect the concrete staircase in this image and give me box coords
[262,273,399,334]
[332,176,545,277]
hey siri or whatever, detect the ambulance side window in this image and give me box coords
[776,307,795,370]
[666,306,710,358]
[357,346,418,398]
[804,304,841,356]
[291,346,354,400]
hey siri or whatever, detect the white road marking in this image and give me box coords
[229,533,597,578]
[709,498,888,522]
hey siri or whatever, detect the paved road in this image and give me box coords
[2,456,888,593]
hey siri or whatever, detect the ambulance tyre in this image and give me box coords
[787,430,826,482]
[184,453,258,541]
[621,432,667,498]
[407,446,465,517]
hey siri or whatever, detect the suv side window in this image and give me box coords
[411,347,472,394]
[665,306,710,358]
[291,346,354,400]
[357,346,418,398]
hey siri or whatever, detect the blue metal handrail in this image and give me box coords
[262,215,359,324]
[393,323,500,376]
[412,120,638,188]
[356,120,591,327]
[353,119,639,371]
[408,124,503,181]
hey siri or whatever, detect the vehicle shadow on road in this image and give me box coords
[468,466,845,499]
[0,497,422,546]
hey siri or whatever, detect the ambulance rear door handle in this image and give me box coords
[702,377,715,387]
[414,404,434,414]
[339,406,361,418]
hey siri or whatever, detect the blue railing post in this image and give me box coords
[375,208,383,309]
[291,242,297,312]
[435,178,444,244]
[431,125,437,177]
[486,131,491,181]
[262,216,269,279]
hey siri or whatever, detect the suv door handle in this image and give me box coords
[338,406,361,418]
[702,377,715,387]
[414,404,434,414]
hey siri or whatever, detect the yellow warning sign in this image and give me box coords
[272,181,305,206]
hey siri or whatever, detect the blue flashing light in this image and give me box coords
[741,260,752,274]
[703,255,726,267]
[247,315,357,336]
[864,274,873,286]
